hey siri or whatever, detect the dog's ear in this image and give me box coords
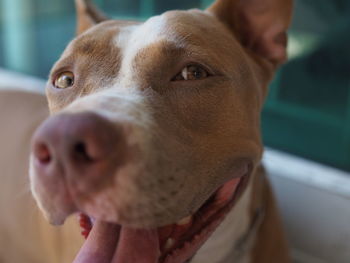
[207,0,293,66]
[75,0,108,35]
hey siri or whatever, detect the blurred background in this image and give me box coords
[0,0,349,262]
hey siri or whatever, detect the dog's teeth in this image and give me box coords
[165,238,175,250]
[177,216,192,225]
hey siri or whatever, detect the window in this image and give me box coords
[262,0,350,171]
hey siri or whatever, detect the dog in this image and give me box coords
[27,0,293,262]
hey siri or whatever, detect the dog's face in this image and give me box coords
[30,0,292,262]
[41,10,263,225]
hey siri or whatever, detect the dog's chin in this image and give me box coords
[73,169,251,263]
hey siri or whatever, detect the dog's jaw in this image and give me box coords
[73,168,250,263]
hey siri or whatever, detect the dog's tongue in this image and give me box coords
[112,227,160,263]
[73,220,120,263]
[74,220,160,263]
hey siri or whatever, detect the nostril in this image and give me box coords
[73,142,93,162]
[35,143,51,164]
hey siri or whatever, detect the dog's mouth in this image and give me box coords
[73,172,249,263]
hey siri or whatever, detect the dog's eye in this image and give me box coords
[54,72,75,89]
[173,65,209,81]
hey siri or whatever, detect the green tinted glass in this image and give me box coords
[262,0,350,171]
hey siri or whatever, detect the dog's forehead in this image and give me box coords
[114,10,201,50]
[56,9,238,76]
[71,10,217,56]
[115,16,166,50]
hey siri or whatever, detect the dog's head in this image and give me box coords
[30,0,292,262]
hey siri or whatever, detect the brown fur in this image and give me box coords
[209,0,293,65]
[75,0,108,34]
[250,166,290,263]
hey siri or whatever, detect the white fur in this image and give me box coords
[114,14,182,90]
[114,15,167,57]
[115,16,165,73]
[191,179,253,263]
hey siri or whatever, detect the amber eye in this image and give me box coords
[54,71,75,89]
[173,65,209,81]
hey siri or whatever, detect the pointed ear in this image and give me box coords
[75,0,108,35]
[207,0,293,66]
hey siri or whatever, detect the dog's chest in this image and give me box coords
[191,180,253,263]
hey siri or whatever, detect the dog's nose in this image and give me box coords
[32,112,123,185]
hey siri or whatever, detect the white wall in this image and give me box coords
[0,69,45,93]
[264,149,350,263]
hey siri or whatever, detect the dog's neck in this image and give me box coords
[191,178,254,263]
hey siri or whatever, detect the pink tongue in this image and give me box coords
[112,227,160,263]
[74,221,160,263]
[73,220,121,263]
